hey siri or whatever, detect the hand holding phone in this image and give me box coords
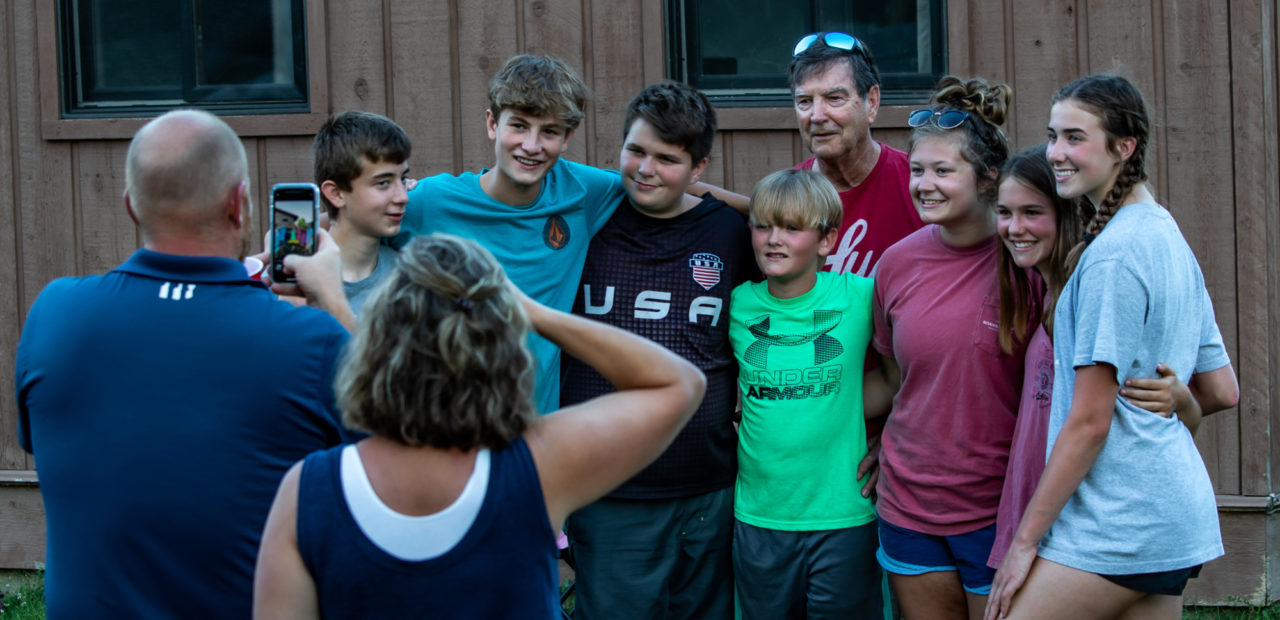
[270,183,320,283]
[269,227,356,330]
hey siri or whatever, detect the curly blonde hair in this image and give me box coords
[909,75,1013,205]
[336,233,536,450]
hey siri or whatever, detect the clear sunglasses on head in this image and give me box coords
[793,32,864,56]
[908,108,970,129]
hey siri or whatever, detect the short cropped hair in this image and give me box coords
[336,233,536,450]
[622,81,717,163]
[749,168,842,235]
[788,35,881,98]
[488,54,589,130]
[313,110,412,219]
[126,109,247,217]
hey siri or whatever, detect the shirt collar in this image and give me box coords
[115,249,267,287]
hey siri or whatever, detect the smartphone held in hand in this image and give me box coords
[270,183,320,283]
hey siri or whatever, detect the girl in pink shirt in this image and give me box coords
[870,76,1019,620]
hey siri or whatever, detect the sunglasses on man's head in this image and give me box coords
[908,108,970,129]
[793,32,865,56]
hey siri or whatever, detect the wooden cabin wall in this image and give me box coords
[1,0,1277,597]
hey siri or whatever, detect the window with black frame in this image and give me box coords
[59,0,309,118]
[667,0,946,106]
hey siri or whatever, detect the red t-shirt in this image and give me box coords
[872,226,1026,535]
[796,143,923,277]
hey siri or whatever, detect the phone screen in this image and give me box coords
[270,184,319,283]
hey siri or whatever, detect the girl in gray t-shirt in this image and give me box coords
[985,75,1240,620]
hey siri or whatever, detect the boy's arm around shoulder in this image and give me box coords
[689,181,749,215]
[845,272,887,417]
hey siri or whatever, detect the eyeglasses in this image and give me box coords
[793,32,865,57]
[908,108,970,129]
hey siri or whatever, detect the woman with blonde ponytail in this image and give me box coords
[253,233,706,619]
[869,75,1025,619]
[986,75,1239,620]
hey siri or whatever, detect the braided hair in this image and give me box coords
[1054,74,1151,276]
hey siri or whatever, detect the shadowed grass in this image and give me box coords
[0,575,45,620]
[0,571,1274,619]
[1184,601,1280,619]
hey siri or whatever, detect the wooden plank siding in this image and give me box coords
[1155,0,1236,493]
[1226,0,1276,500]
[1266,0,1280,506]
[0,0,1276,601]
[0,0,25,473]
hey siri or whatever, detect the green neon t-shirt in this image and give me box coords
[729,271,876,530]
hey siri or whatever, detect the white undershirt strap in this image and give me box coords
[339,444,490,561]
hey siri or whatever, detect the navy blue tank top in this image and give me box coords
[296,437,559,619]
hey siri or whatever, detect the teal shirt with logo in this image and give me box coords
[729,271,876,530]
[400,160,625,415]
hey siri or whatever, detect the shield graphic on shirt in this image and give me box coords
[543,215,570,250]
[689,253,724,290]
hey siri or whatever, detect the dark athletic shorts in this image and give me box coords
[567,487,734,620]
[1099,564,1202,596]
[733,519,882,620]
[876,517,997,594]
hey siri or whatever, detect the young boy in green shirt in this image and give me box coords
[729,167,880,618]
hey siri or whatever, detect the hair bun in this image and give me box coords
[931,75,1011,128]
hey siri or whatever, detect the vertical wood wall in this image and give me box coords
[2,0,1277,597]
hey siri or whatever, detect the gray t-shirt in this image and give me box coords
[342,244,399,318]
[1041,202,1229,575]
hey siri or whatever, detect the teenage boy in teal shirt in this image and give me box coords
[399,54,744,415]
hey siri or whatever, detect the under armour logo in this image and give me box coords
[158,282,196,300]
[743,310,843,369]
